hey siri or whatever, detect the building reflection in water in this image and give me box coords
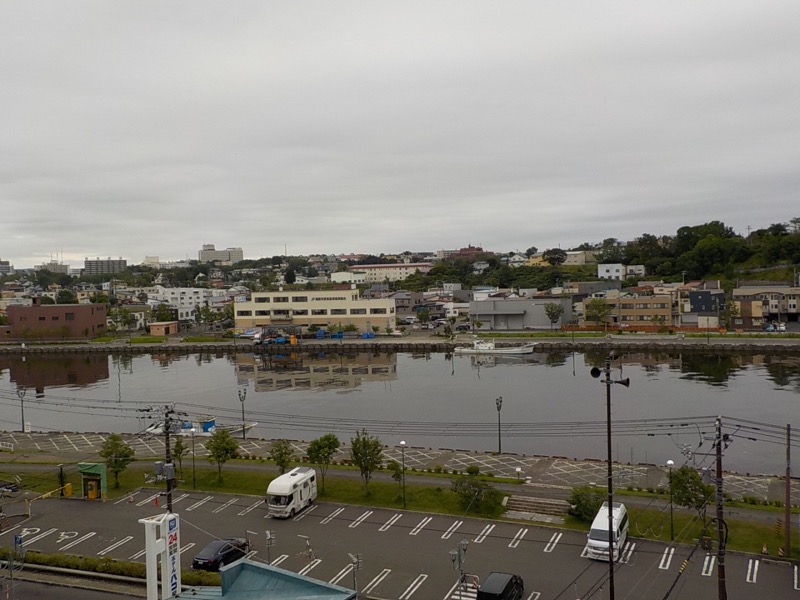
[235,351,398,392]
[0,355,110,395]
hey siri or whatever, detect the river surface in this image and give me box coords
[1,349,799,475]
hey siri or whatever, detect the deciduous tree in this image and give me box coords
[268,439,295,475]
[307,433,340,492]
[99,433,135,488]
[206,429,239,482]
[350,429,383,495]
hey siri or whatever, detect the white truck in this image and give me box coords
[266,466,318,518]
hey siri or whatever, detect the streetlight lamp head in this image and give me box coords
[449,549,458,566]
[590,367,603,379]
[400,440,406,447]
[667,459,675,467]
[496,396,503,411]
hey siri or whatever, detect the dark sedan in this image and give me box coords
[192,538,250,571]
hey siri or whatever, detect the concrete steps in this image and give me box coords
[505,495,570,517]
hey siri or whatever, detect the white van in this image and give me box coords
[584,501,629,561]
[266,467,317,518]
[401,316,419,325]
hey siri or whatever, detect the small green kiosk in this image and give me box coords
[78,462,107,501]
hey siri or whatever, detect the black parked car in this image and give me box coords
[192,538,250,571]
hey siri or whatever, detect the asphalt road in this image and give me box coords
[8,490,797,600]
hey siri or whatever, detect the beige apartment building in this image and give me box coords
[234,287,396,332]
[356,263,432,283]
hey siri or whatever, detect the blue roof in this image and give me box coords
[177,559,356,600]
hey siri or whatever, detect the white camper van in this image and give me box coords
[584,501,629,561]
[266,467,317,518]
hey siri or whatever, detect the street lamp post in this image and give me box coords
[400,440,407,508]
[191,428,197,489]
[238,388,247,440]
[590,355,630,600]
[16,388,26,432]
[495,396,503,454]
[667,459,675,541]
[449,539,469,598]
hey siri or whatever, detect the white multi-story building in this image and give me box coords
[234,287,396,332]
[198,244,244,265]
[352,263,432,283]
[142,285,224,321]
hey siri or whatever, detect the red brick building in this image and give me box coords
[4,299,107,339]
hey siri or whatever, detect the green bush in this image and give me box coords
[466,465,480,476]
[568,486,605,522]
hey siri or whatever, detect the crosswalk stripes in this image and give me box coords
[620,542,636,563]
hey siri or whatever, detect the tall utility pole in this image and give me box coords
[786,424,792,559]
[715,417,727,600]
[163,405,176,513]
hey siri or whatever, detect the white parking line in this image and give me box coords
[745,558,759,584]
[98,536,134,556]
[295,504,317,521]
[399,573,428,599]
[271,554,289,566]
[60,532,95,551]
[330,563,354,585]
[186,496,213,511]
[509,528,527,548]
[0,525,21,538]
[349,510,373,528]
[238,500,263,516]
[410,517,432,535]
[658,547,674,570]
[474,524,495,543]
[136,493,160,507]
[543,532,562,553]
[22,528,58,547]
[701,553,716,577]
[115,492,138,505]
[379,513,403,532]
[321,507,344,524]
[363,568,391,595]
[298,558,322,576]
[212,498,239,514]
[172,493,189,504]
[129,548,146,560]
[795,565,800,591]
[620,541,636,563]
[527,593,541,600]
[441,520,463,540]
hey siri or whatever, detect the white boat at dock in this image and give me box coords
[454,337,537,355]
[142,417,258,437]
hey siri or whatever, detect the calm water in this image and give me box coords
[1,349,799,474]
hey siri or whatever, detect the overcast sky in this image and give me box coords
[2,2,799,269]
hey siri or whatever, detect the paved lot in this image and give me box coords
[2,430,798,506]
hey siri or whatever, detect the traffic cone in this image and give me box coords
[154,496,159,507]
